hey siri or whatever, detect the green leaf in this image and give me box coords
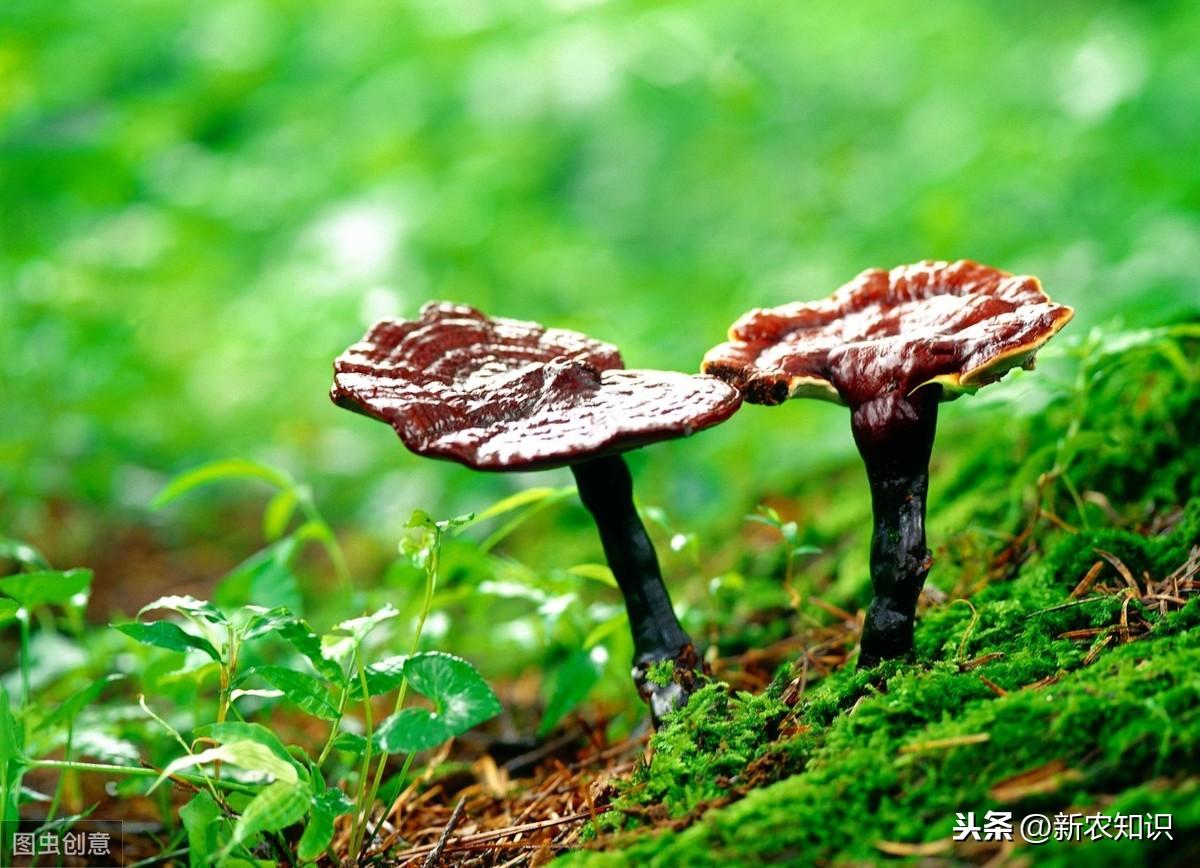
[0,685,22,764]
[263,488,299,542]
[297,788,352,862]
[566,563,618,589]
[42,674,124,730]
[193,722,296,769]
[115,621,222,661]
[331,732,367,756]
[0,569,92,609]
[0,599,18,625]
[180,790,223,868]
[153,741,299,792]
[138,594,227,624]
[238,667,339,720]
[153,459,293,509]
[240,606,299,641]
[539,649,604,737]
[375,652,501,754]
[349,655,408,699]
[333,603,399,643]
[583,612,626,650]
[276,619,346,683]
[226,780,309,855]
[0,537,50,571]
[215,539,302,615]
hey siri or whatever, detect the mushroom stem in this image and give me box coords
[851,386,941,668]
[570,454,699,717]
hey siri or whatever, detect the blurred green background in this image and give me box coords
[3,0,1199,591]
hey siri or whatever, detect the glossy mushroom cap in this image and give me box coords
[333,302,743,471]
[702,260,1074,408]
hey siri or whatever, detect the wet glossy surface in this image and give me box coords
[332,302,743,470]
[702,260,1074,408]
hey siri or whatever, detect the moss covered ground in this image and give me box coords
[558,327,1200,866]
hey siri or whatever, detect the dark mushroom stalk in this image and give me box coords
[702,260,1074,668]
[331,302,740,721]
[571,454,699,715]
[850,387,939,668]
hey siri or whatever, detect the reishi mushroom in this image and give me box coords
[332,302,742,719]
[702,260,1074,668]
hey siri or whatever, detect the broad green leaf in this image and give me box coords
[350,655,409,699]
[539,649,604,737]
[227,780,309,854]
[115,621,221,661]
[333,603,399,643]
[263,488,298,542]
[0,569,92,609]
[153,741,299,792]
[42,674,124,729]
[193,722,295,768]
[375,652,501,754]
[240,606,299,641]
[0,599,18,625]
[138,595,227,624]
[153,459,293,509]
[297,788,352,862]
[276,619,345,683]
[115,620,220,660]
[215,538,302,615]
[180,790,222,868]
[238,667,338,720]
[0,537,50,571]
[332,732,367,756]
[566,564,618,589]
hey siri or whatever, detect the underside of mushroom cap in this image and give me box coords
[702,260,1074,406]
[332,302,743,471]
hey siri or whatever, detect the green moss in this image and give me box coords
[645,659,675,688]
[561,338,1200,867]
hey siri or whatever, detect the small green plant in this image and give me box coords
[746,506,822,612]
[1,463,502,865]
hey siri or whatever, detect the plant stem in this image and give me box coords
[27,760,257,793]
[852,387,940,668]
[349,645,375,858]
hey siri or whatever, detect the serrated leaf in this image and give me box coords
[180,790,223,868]
[153,741,299,792]
[0,569,93,609]
[333,604,399,643]
[349,655,409,699]
[539,649,604,737]
[263,488,298,542]
[153,459,293,509]
[566,564,618,588]
[115,621,222,661]
[138,595,227,624]
[238,667,338,720]
[375,652,501,754]
[41,674,124,730]
[226,780,309,854]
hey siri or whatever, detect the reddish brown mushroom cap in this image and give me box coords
[702,260,1074,407]
[332,302,742,471]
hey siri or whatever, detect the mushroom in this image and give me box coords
[332,302,742,719]
[702,260,1073,668]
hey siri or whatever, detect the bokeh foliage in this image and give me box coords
[4,0,1199,554]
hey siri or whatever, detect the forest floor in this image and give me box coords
[366,326,1200,867]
